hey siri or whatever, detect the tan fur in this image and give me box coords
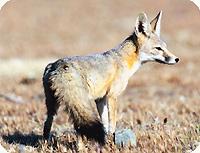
[121,42,138,69]
[43,11,179,144]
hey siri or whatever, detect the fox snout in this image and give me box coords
[164,56,179,64]
[155,51,179,65]
[156,56,179,65]
[163,50,179,65]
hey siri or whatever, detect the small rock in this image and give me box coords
[19,144,25,153]
[114,129,136,147]
[191,143,200,153]
[0,144,8,153]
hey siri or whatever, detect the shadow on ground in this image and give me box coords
[2,131,43,147]
[2,131,79,151]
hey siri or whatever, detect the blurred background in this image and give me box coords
[0,0,199,152]
[0,0,199,75]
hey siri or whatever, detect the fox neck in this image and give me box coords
[117,33,141,71]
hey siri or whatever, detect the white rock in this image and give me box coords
[0,144,8,153]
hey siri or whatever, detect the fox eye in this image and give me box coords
[155,47,163,51]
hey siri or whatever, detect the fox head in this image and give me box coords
[132,11,179,65]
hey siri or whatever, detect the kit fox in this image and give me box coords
[43,11,179,144]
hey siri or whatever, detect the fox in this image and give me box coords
[42,11,179,144]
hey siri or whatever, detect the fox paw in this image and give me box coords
[114,129,136,147]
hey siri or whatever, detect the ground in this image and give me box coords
[0,0,200,152]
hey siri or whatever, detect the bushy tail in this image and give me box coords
[45,60,106,144]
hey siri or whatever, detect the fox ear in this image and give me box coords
[150,11,162,36]
[135,12,151,37]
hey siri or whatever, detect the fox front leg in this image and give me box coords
[96,96,117,134]
[107,96,117,134]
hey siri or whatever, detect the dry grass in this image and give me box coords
[0,70,200,153]
[0,0,200,153]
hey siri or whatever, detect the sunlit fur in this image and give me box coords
[43,11,179,144]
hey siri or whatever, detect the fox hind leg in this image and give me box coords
[43,113,54,140]
[43,87,60,140]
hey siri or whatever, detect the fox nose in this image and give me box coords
[175,58,179,63]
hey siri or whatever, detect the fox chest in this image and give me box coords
[109,62,141,96]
